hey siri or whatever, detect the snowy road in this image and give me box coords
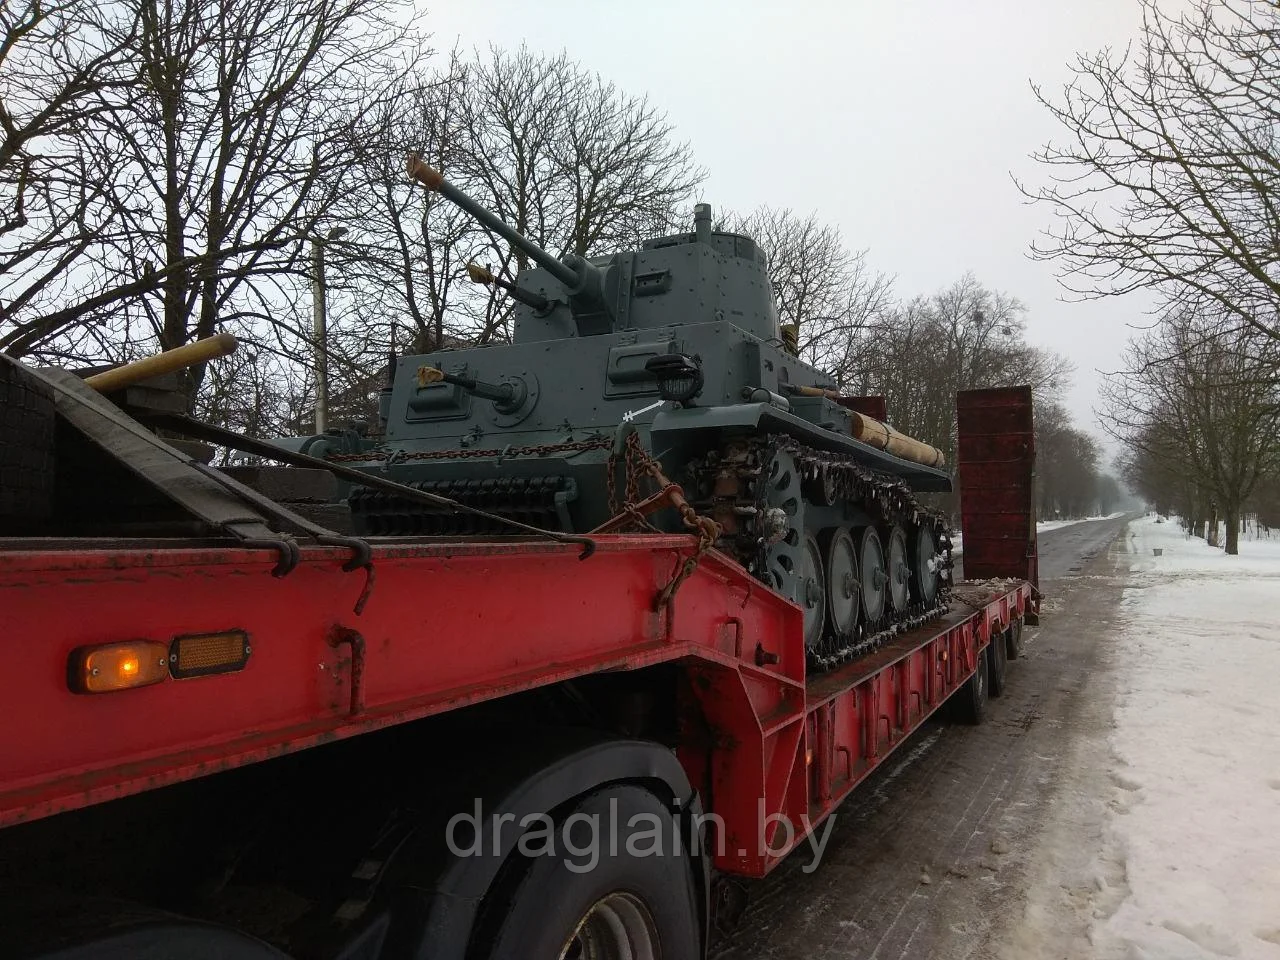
[952,512,1131,582]
[710,514,1135,960]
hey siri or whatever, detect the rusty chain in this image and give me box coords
[608,432,722,607]
[326,436,612,464]
[606,431,663,532]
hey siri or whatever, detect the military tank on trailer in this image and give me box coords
[291,155,954,667]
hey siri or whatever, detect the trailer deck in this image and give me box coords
[0,532,1030,878]
[0,354,1043,957]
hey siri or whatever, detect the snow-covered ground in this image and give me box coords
[1090,515,1280,959]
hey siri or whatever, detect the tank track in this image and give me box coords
[348,474,575,535]
[686,434,954,671]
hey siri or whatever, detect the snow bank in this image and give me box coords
[1091,515,1280,959]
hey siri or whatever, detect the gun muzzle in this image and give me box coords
[467,263,550,312]
[417,365,519,407]
[408,154,581,290]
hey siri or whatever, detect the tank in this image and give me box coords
[291,156,954,668]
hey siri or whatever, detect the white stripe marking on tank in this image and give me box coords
[621,399,667,423]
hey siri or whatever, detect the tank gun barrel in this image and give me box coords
[407,154,581,291]
[417,365,517,407]
[467,262,549,312]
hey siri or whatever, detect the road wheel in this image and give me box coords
[856,526,887,625]
[952,645,989,725]
[1006,617,1025,660]
[799,533,827,652]
[988,626,1009,698]
[823,526,860,644]
[0,358,55,525]
[884,523,910,614]
[471,784,702,960]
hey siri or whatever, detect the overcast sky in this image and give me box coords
[423,0,1161,455]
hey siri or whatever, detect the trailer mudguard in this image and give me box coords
[363,726,707,960]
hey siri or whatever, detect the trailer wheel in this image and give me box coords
[0,358,55,524]
[471,783,702,960]
[988,627,1008,698]
[1006,617,1025,660]
[952,645,989,725]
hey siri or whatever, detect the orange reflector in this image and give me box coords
[170,630,250,679]
[69,641,169,694]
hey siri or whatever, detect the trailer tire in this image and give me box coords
[952,645,989,725]
[988,627,1008,698]
[0,358,55,524]
[1006,617,1024,660]
[470,783,702,960]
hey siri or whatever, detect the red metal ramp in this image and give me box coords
[956,386,1038,589]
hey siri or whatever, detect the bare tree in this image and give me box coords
[195,339,310,451]
[1095,474,1124,515]
[850,274,1072,450]
[1102,309,1280,553]
[336,45,705,353]
[720,207,895,377]
[1027,0,1280,352]
[0,1,137,355]
[1,0,425,398]
[333,57,472,358]
[1247,469,1280,530]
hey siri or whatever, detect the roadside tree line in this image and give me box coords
[1103,314,1279,553]
[1027,0,1280,553]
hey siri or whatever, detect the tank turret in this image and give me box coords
[296,153,956,670]
[406,153,782,342]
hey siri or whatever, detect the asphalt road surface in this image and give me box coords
[709,514,1133,960]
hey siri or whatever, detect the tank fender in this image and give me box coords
[650,403,954,493]
[374,726,706,960]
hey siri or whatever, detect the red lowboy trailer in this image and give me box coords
[0,371,1038,960]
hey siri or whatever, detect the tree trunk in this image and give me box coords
[1224,506,1240,555]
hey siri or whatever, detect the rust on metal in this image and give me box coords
[590,484,683,534]
[328,626,366,718]
[602,430,722,609]
[415,365,447,387]
[406,153,444,190]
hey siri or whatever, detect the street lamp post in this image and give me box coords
[312,226,348,434]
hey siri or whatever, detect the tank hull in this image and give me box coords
[321,319,949,538]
